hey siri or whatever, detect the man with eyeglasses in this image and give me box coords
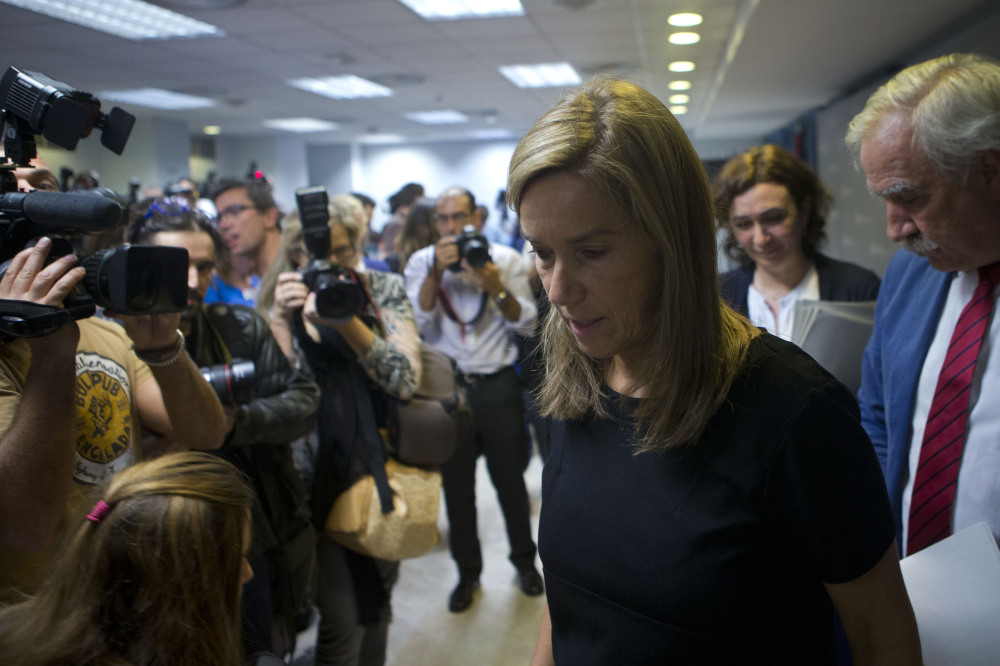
[404,187,543,613]
[208,179,284,307]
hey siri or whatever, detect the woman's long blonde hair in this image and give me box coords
[507,78,757,452]
[0,452,254,666]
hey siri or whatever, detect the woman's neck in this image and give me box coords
[605,355,648,398]
[752,255,813,301]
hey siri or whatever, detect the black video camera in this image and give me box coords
[294,186,363,323]
[450,224,491,272]
[200,359,255,405]
[0,67,188,339]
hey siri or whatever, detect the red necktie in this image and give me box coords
[907,263,1000,555]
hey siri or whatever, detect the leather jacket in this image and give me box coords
[192,302,319,448]
[189,302,320,557]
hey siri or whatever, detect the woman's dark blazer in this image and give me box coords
[720,253,881,317]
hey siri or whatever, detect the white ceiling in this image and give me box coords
[1,0,997,146]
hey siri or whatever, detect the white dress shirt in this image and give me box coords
[403,242,536,374]
[747,266,820,340]
[902,269,1000,555]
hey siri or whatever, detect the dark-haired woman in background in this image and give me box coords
[713,144,880,339]
[385,198,438,274]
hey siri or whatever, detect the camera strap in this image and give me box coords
[199,304,235,365]
[436,287,488,344]
[0,299,95,339]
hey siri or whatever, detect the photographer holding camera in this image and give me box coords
[403,187,542,613]
[0,235,229,591]
[269,194,421,666]
[129,199,320,658]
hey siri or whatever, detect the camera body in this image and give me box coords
[200,359,255,405]
[294,186,364,322]
[299,259,362,323]
[450,225,491,272]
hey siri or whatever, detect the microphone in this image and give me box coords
[0,189,124,231]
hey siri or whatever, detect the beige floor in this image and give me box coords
[294,455,546,665]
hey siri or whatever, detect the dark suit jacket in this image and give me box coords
[720,252,881,316]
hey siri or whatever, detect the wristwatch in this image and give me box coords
[493,289,511,309]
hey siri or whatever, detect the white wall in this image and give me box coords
[352,140,519,233]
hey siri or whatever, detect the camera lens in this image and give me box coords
[200,360,255,404]
[314,280,363,322]
[463,240,490,268]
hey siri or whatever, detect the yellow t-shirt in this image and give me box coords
[0,317,152,593]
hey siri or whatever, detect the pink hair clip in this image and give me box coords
[86,500,111,523]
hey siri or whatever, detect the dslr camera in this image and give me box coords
[294,186,363,323]
[449,225,491,272]
[0,67,188,339]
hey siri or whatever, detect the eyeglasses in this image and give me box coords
[218,204,254,220]
[331,243,357,264]
[433,211,470,224]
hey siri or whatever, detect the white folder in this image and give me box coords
[790,300,876,395]
[899,521,1000,665]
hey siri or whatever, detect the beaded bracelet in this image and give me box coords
[136,330,186,368]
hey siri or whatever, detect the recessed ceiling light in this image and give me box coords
[669,94,690,104]
[263,118,338,133]
[203,125,221,135]
[288,75,393,100]
[669,32,700,45]
[669,80,692,91]
[499,63,581,88]
[669,61,696,73]
[405,110,470,125]
[397,0,524,20]
[0,0,224,40]
[668,13,703,27]
[98,88,215,110]
[670,105,688,115]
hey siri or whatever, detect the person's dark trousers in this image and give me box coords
[242,555,273,655]
[314,534,398,666]
[442,366,537,581]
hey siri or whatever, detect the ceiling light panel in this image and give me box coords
[669,80,693,91]
[98,88,216,109]
[405,110,470,125]
[669,32,701,45]
[288,75,393,100]
[397,0,524,20]
[499,63,581,88]
[669,61,696,72]
[0,0,224,40]
[668,13,703,27]
[263,118,338,133]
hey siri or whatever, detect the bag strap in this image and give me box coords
[349,363,395,515]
